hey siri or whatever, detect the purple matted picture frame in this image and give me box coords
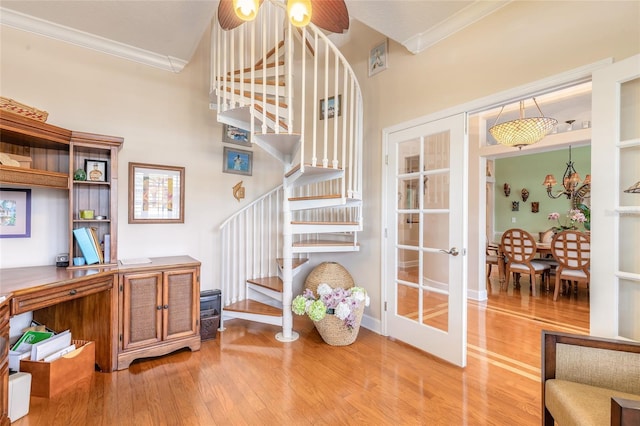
[0,188,31,238]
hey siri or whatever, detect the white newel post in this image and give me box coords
[276,184,299,342]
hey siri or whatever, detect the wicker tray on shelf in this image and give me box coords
[0,96,48,122]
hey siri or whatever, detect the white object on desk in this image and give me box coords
[8,372,31,422]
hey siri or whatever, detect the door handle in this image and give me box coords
[439,247,459,256]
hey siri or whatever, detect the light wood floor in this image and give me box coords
[13,271,589,425]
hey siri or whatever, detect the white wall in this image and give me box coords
[0,23,284,291]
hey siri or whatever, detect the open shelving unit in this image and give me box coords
[0,111,123,268]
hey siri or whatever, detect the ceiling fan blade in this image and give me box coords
[310,0,349,33]
[218,0,264,30]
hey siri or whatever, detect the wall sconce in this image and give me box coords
[233,181,245,201]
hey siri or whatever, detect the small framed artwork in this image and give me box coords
[223,124,251,146]
[85,159,108,182]
[128,162,185,224]
[223,147,253,176]
[531,202,539,213]
[368,39,388,77]
[0,188,31,238]
[511,201,519,212]
[319,95,341,120]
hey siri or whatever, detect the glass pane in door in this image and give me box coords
[620,78,640,141]
[422,250,449,331]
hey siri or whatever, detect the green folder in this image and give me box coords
[11,330,54,352]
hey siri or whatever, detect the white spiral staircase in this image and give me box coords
[210,0,363,341]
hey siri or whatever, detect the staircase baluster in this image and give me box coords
[333,53,339,169]
[312,31,318,167]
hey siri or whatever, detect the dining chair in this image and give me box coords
[500,228,550,295]
[486,238,500,287]
[550,230,590,301]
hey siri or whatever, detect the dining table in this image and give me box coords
[496,241,552,285]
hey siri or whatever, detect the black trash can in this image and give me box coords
[200,289,221,341]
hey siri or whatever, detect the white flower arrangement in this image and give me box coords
[292,283,370,329]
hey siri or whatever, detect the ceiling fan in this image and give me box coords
[217,0,349,33]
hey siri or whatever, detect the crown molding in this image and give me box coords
[0,7,187,73]
[402,1,511,54]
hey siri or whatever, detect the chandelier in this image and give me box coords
[489,98,558,149]
[543,146,590,200]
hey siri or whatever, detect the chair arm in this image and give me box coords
[611,397,640,426]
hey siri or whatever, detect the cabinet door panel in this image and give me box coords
[122,272,162,350]
[164,269,198,340]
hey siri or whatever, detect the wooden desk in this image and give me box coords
[0,266,118,372]
[497,242,553,285]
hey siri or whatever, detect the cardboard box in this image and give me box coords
[19,340,95,398]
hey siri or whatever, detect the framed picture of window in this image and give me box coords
[128,162,185,224]
[0,188,31,238]
[223,147,253,176]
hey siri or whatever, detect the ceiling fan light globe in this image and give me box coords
[288,0,312,27]
[233,0,259,21]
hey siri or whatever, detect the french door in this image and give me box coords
[384,113,468,366]
[591,53,640,340]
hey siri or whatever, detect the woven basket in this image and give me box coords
[305,261,354,293]
[305,262,363,346]
[313,303,364,346]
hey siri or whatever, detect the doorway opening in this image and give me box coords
[471,81,592,331]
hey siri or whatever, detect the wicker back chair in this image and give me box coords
[500,228,550,295]
[550,230,590,301]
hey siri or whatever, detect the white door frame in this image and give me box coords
[381,58,613,343]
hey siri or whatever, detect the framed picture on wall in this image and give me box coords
[0,188,31,238]
[223,147,253,176]
[319,95,342,120]
[223,124,251,146]
[368,39,388,77]
[128,162,185,224]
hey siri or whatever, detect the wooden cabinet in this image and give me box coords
[0,297,10,426]
[0,112,122,268]
[117,256,201,370]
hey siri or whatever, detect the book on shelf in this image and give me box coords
[73,227,100,265]
[88,226,104,263]
[104,234,111,263]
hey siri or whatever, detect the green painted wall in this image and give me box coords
[494,146,590,236]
